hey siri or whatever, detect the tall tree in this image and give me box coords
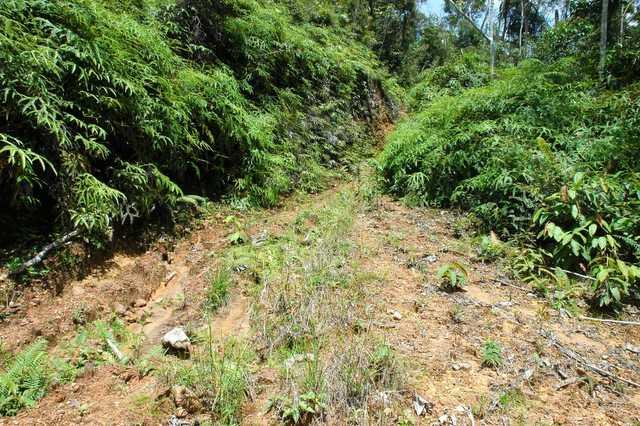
[599,0,609,78]
[519,0,525,53]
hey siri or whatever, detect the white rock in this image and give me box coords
[162,327,191,351]
[413,393,432,416]
[624,343,640,354]
[451,362,471,371]
[523,367,535,380]
[284,353,314,369]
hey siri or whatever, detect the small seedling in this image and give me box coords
[481,339,503,368]
[436,262,468,290]
[225,215,248,245]
[477,232,505,261]
[206,269,230,312]
[498,388,525,409]
[268,391,327,424]
[471,394,490,419]
[449,304,464,324]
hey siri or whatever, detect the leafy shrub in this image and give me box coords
[608,25,640,85]
[380,57,640,308]
[535,19,596,68]
[477,232,506,262]
[268,390,328,425]
[407,51,490,111]
[481,339,503,369]
[0,340,50,416]
[533,172,640,307]
[436,262,468,290]
[0,339,74,416]
[0,0,395,248]
[535,4,640,87]
[380,59,583,231]
[0,0,251,239]
[224,215,248,246]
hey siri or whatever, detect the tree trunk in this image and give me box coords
[519,0,525,55]
[480,5,489,32]
[502,1,509,41]
[599,0,609,80]
[489,0,496,76]
[620,1,627,37]
[447,0,492,42]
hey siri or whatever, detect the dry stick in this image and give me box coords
[1,230,80,281]
[447,0,491,42]
[580,316,640,326]
[165,271,177,284]
[553,267,596,282]
[105,338,127,364]
[492,278,529,293]
[546,333,640,388]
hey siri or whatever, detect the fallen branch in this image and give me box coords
[553,267,596,282]
[106,338,128,364]
[492,278,529,293]
[555,377,580,390]
[580,316,640,326]
[446,0,491,43]
[543,331,640,388]
[1,230,80,280]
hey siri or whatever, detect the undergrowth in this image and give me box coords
[379,53,640,309]
[0,339,75,416]
[158,335,254,425]
[0,0,396,250]
[208,189,406,423]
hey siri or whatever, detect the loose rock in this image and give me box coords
[113,303,127,316]
[133,298,147,308]
[172,385,201,413]
[413,393,433,416]
[624,343,640,354]
[284,353,315,369]
[451,362,471,371]
[162,327,191,352]
[390,310,403,320]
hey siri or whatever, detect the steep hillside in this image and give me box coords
[379,53,640,310]
[0,0,397,250]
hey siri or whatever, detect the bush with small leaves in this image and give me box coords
[436,262,468,291]
[481,339,503,369]
[268,391,328,425]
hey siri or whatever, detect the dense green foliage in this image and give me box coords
[0,339,63,416]
[0,0,395,246]
[406,51,490,110]
[379,53,640,308]
[535,3,640,86]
